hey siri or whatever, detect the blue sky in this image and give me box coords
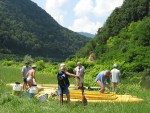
[31,0,123,34]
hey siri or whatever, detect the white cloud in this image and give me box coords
[69,0,123,34]
[44,0,123,34]
[74,0,94,17]
[45,0,68,25]
[74,0,123,18]
[94,0,123,17]
[69,17,102,34]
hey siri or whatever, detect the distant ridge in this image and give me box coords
[78,32,95,38]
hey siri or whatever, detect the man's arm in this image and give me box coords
[107,77,111,85]
[73,67,76,74]
[65,71,78,77]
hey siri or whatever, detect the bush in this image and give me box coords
[23,55,33,64]
[2,60,15,66]
[141,68,150,77]
[43,63,58,75]
[35,60,45,71]
[65,61,76,73]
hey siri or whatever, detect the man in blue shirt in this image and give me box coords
[21,62,31,92]
[96,70,111,93]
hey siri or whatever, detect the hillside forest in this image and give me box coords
[0,0,90,62]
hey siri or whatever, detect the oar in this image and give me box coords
[60,86,64,105]
[81,79,87,105]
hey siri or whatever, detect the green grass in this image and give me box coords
[0,67,150,113]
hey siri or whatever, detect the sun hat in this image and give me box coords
[113,64,118,68]
[32,65,36,68]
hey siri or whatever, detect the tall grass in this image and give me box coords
[0,92,150,113]
[0,67,21,83]
[0,67,150,113]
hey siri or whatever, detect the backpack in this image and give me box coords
[57,71,70,89]
[38,94,48,102]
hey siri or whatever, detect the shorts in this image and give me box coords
[23,78,27,83]
[58,85,69,95]
[97,80,106,87]
[76,77,84,83]
[27,77,32,81]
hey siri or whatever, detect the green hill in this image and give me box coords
[76,0,150,73]
[0,0,90,61]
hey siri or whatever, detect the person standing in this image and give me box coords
[111,64,121,92]
[26,65,37,88]
[74,62,85,88]
[21,62,31,92]
[96,70,111,93]
[57,63,78,104]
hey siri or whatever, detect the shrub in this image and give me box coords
[2,60,15,66]
[65,61,76,73]
[35,60,45,71]
[43,63,58,75]
[23,55,33,64]
[142,68,150,77]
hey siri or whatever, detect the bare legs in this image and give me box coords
[97,81,110,93]
[112,82,117,92]
[23,82,27,90]
[27,79,33,88]
[23,78,28,91]
[97,81,105,93]
[76,77,84,89]
[76,77,80,86]
[58,94,70,104]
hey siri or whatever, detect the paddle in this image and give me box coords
[81,79,87,105]
[60,86,64,105]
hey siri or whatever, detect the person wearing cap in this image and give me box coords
[21,62,31,92]
[111,64,121,92]
[96,70,111,93]
[73,62,85,87]
[57,63,78,104]
[26,65,36,88]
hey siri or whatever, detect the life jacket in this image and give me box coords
[57,70,70,89]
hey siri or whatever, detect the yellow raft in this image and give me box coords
[7,83,144,103]
[36,89,144,103]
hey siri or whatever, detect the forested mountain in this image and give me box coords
[76,0,150,72]
[0,0,90,61]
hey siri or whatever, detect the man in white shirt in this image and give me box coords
[74,62,85,88]
[111,64,121,92]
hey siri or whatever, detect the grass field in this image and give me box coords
[0,67,150,113]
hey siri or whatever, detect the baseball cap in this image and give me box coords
[113,64,118,68]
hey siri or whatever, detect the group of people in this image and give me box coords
[96,63,121,93]
[21,62,37,93]
[57,62,121,103]
[21,61,121,103]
